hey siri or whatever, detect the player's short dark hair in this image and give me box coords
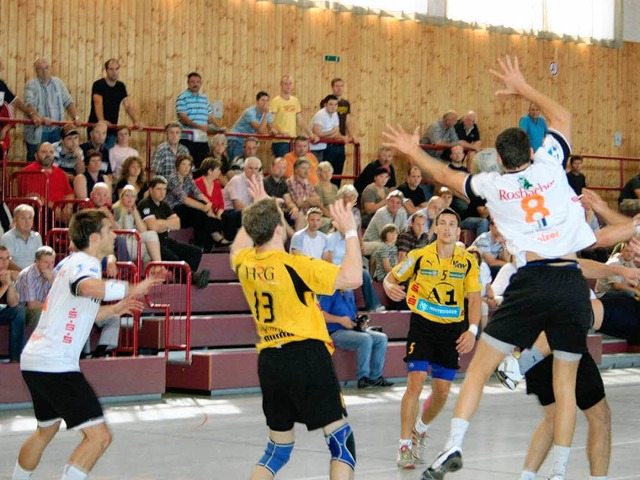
[496,127,531,170]
[242,198,283,246]
[435,208,461,227]
[323,94,339,104]
[187,72,201,80]
[569,154,583,165]
[70,210,108,251]
[256,91,269,101]
[149,176,168,188]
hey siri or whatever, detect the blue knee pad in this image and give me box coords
[257,438,294,475]
[325,423,356,470]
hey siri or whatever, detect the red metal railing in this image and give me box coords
[111,260,141,356]
[0,117,362,193]
[4,196,43,233]
[144,261,192,361]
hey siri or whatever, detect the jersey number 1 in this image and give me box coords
[254,291,275,323]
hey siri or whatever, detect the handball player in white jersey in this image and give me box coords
[383,56,597,480]
[12,209,161,480]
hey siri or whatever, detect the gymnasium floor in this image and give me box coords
[1,368,640,480]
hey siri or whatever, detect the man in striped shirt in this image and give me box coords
[175,72,225,168]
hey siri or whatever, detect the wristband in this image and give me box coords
[468,324,479,337]
[345,229,358,239]
[104,280,128,302]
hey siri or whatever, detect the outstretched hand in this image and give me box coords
[130,270,166,297]
[382,124,421,157]
[490,55,528,97]
[580,189,608,215]
[329,200,357,235]
[113,296,145,316]
[247,174,268,202]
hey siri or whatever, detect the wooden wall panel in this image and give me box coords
[1,0,639,191]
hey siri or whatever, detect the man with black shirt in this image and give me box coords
[566,155,587,195]
[88,59,143,148]
[80,121,112,177]
[398,166,428,215]
[138,176,209,289]
[354,146,396,196]
[454,111,481,151]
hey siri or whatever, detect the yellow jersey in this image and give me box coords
[232,248,340,352]
[391,242,481,324]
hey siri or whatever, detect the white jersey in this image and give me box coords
[466,131,596,266]
[21,252,103,373]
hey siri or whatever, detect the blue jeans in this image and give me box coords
[26,129,62,161]
[361,269,382,311]
[460,216,489,236]
[331,328,388,380]
[0,306,26,361]
[271,141,291,158]
[227,138,244,162]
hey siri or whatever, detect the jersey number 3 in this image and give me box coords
[254,291,275,323]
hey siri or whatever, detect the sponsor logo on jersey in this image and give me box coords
[420,269,438,276]
[497,179,555,201]
[449,271,464,279]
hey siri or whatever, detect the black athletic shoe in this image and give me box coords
[193,269,210,289]
[421,446,463,480]
[372,376,394,387]
[357,377,375,389]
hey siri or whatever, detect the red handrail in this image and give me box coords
[0,117,362,192]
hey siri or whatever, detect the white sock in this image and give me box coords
[12,462,32,480]
[398,438,412,449]
[60,465,87,480]
[549,445,571,477]
[414,418,430,436]
[444,417,469,450]
[519,470,536,480]
[589,476,607,480]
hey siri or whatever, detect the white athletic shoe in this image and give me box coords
[547,474,564,480]
[421,445,463,479]
[397,445,416,469]
[411,429,428,464]
[495,353,524,390]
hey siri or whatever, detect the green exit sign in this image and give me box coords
[324,55,341,63]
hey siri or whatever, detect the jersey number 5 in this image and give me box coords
[254,291,275,323]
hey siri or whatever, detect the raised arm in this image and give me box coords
[382,125,469,198]
[490,55,571,142]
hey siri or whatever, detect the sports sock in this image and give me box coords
[519,470,536,480]
[60,465,87,480]
[12,462,32,480]
[414,419,430,436]
[589,476,607,480]
[549,445,571,477]
[398,439,412,449]
[443,417,469,450]
[518,346,544,375]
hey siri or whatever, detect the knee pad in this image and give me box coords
[325,423,356,470]
[257,438,294,475]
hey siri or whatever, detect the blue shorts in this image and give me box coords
[407,360,457,381]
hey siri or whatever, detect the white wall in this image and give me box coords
[623,0,640,42]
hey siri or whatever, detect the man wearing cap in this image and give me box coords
[354,146,397,196]
[24,58,80,161]
[88,58,143,148]
[53,124,85,182]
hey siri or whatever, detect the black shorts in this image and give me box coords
[598,294,640,344]
[258,340,347,432]
[405,313,464,370]
[525,353,605,410]
[485,263,591,354]
[21,371,104,430]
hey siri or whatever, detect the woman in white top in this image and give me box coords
[109,126,140,178]
[112,185,161,265]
